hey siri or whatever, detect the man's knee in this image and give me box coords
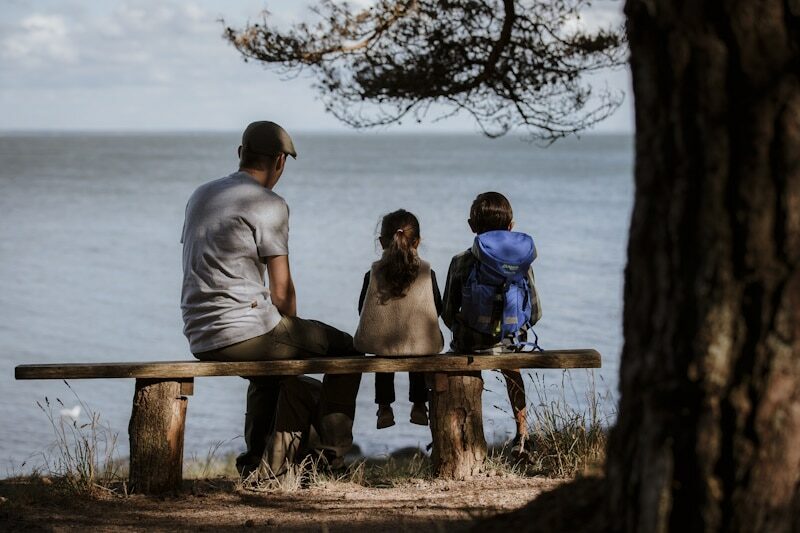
[329,329,361,357]
[304,318,361,356]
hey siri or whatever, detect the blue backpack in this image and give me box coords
[461,230,537,341]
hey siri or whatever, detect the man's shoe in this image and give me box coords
[409,403,429,426]
[316,449,346,472]
[376,405,395,429]
[235,452,260,478]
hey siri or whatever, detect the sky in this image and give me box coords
[0,0,633,133]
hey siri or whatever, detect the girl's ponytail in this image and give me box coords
[375,210,421,301]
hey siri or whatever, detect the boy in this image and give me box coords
[442,192,542,459]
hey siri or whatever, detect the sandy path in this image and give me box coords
[0,476,565,532]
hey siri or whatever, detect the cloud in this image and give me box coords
[0,1,631,132]
[0,1,246,88]
[2,13,78,65]
[0,1,344,130]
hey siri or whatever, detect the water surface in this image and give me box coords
[0,132,633,472]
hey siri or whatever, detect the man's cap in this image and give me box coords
[241,121,297,159]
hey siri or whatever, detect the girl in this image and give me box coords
[354,209,444,429]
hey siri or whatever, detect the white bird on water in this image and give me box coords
[60,405,81,420]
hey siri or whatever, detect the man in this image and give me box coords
[180,121,362,474]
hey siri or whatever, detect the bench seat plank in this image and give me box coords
[15,349,600,380]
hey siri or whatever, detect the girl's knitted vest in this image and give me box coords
[354,259,443,356]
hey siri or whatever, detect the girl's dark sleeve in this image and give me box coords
[358,271,370,315]
[431,270,443,316]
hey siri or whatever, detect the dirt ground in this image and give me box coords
[0,475,568,532]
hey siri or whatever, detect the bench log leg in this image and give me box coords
[429,370,487,479]
[128,378,191,494]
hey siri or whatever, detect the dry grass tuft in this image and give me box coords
[521,370,612,478]
[237,454,370,492]
[184,442,239,480]
[32,381,123,495]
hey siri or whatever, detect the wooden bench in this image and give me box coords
[15,350,600,493]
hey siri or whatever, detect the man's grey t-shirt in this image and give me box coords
[181,171,288,354]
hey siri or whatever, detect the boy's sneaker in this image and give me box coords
[409,403,429,426]
[510,435,533,463]
[377,405,395,429]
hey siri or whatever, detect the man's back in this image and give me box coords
[181,171,289,354]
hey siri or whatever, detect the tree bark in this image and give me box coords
[429,371,487,479]
[128,379,189,494]
[608,2,800,531]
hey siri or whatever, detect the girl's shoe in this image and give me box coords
[377,405,395,429]
[409,403,429,426]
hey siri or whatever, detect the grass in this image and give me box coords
[25,371,613,495]
[520,370,613,478]
[31,381,123,495]
[240,369,613,492]
[184,440,238,479]
[238,451,433,493]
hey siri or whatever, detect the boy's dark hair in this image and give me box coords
[469,192,513,234]
[239,149,277,171]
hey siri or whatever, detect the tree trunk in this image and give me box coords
[608,2,800,531]
[429,371,487,479]
[128,379,189,494]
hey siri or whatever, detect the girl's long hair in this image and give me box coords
[375,209,421,302]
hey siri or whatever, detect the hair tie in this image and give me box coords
[396,228,404,234]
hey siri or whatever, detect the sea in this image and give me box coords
[0,132,633,473]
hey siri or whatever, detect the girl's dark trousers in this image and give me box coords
[375,372,427,405]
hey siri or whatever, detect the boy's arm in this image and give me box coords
[528,267,542,325]
[441,257,460,329]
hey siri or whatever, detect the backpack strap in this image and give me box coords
[509,325,542,352]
